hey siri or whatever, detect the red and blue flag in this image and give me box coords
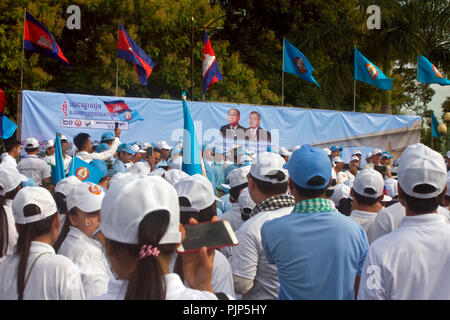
[202,31,223,92]
[103,100,131,114]
[118,23,156,86]
[24,12,70,65]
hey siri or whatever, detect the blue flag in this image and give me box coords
[283,38,319,87]
[418,55,450,86]
[181,92,202,175]
[354,48,392,90]
[68,156,104,184]
[0,88,17,139]
[51,133,65,184]
[117,109,144,124]
[431,111,441,139]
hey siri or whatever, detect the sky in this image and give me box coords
[429,84,449,119]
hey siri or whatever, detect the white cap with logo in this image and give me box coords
[330,183,351,207]
[0,167,28,193]
[101,175,181,245]
[398,143,446,199]
[55,176,82,197]
[67,182,105,213]
[25,137,39,149]
[156,141,171,150]
[45,139,55,149]
[12,187,57,224]
[353,169,384,199]
[164,169,189,186]
[222,165,251,189]
[174,174,217,211]
[332,156,344,164]
[238,187,256,214]
[250,152,288,184]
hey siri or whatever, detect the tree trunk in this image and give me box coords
[380,61,392,114]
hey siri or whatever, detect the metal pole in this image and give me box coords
[116,22,119,96]
[281,37,284,106]
[20,9,26,91]
[191,16,194,101]
[353,80,356,112]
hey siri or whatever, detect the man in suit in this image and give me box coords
[245,111,271,153]
[220,108,246,138]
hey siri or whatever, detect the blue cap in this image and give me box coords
[101,132,115,141]
[382,152,393,159]
[90,159,108,178]
[96,143,110,153]
[330,144,343,152]
[117,143,136,155]
[288,145,332,189]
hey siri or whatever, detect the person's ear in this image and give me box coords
[175,223,186,250]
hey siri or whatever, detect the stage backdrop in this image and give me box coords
[21,90,421,158]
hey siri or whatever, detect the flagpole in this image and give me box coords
[281,37,284,106]
[115,22,119,96]
[20,8,26,91]
[353,80,356,112]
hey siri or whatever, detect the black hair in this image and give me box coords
[52,207,75,253]
[353,190,379,206]
[73,133,90,150]
[228,108,240,116]
[249,111,261,119]
[292,176,327,198]
[401,184,443,213]
[5,138,21,152]
[106,210,177,300]
[179,197,217,224]
[16,204,57,300]
[337,198,353,216]
[1,185,22,258]
[230,182,248,202]
[249,173,288,196]
[24,147,38,153]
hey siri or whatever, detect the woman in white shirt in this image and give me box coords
[94,174,232,300]
[54,182,111,299]
[0,187,84,300]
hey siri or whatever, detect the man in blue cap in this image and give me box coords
[260,145,369,300]
[109,143,136,177]
[100,132,116,148]
[330,145,343,158]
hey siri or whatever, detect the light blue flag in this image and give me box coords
[51,133,65,185]
[68,156,104,184]
[354,48,392,90]
[181,92,202,175]
[0,114,17,139]
[418,55,450,86]
[431,111,441,139]
[118,109,144,124]
[283,38,320,87]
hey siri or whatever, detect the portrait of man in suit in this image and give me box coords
[220,108,247,139]
[246,111,271,143]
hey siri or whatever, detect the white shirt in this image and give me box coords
[58,227,111,299]
[92,273,231,300]
[43,155,73,175]
[221,203,244,232]
[384,178,398,198]
[0,201,18,263]
[230,206,294,300]
[350,210,378,235]
[75,137,120,163]
[17,155,51,186]
[337,171,352,184]
[169,250,236,298]
[0,241,85,300]
[358,214,450,300]
[0,153,17,168]
[368,202,450,244]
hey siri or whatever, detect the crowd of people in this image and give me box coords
[0,128,449,300]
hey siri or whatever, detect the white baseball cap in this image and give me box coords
[372,149,382,156]
[353,169,384,199]
[130,144,141,154]
[60,135,68,141]
[366,152,373,159]
[238,187,256,214]
[25,137,39,149]
[109,172,133,186]
[330,183,351,207]
[398,143,447,199]
[67,182,105,213]
[55,176,81,197]
[279,147,292,158]
[174,174,217,211]
[353,150,362,156]
[148,167,166,177]
[156,141,171,150]
[223,165,251,189]
[101,175,181,245]
[164,169,189,186]
[128,162,150,175]
[250,152,288,184]
[12,187,57,224]
[0,167,28,193]
[350,155,360,162]
[332,156,344,164]
[45,139,54,149]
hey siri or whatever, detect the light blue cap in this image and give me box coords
[382,152,394,159]
[101,132,115,141]
[288,145,332,189]
[117,143,136,155]
[96,143,110,153]
[90,159,108,178]
[330,144,343,152]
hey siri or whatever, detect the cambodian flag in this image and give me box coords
[103,100,131,114]
[24,12,70,65]
[117,23,156,86]
[202,31,223,92]
[0,88,17,139]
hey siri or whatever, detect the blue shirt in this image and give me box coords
[219,193,233,213]
[109,159,127,177]
[211,162,225,192]
[261,208,368,300]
